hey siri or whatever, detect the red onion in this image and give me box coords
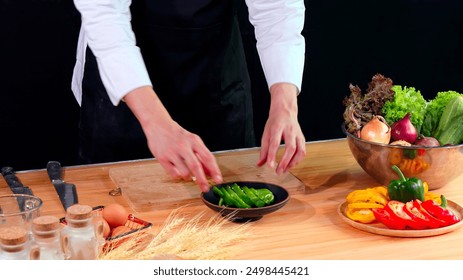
[415,134,440,147]
[390,113,417,143]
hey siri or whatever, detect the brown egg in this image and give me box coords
[102,219,111,238]
[102,203,129,228]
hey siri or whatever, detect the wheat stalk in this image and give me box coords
[99,208,251,260]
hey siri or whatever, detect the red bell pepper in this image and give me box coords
[403,200,440,229]
[373,201,414,230]
[412,200,447,228]
[372,208,407,230]
[421,199,460,226]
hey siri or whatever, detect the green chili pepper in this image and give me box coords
[255,188,275,205]
[213,186,235,207]
[231,183,254,207]
[388,165,425,203]
[242,186,266,208]
[212,185,274,208]
[224,186,251,208]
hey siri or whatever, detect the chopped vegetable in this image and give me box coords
[396,157,430,176]
[346,208,376,223]
[381,85,427,134]
[403,200,439,229]
[372,207,402,229]
[346,188,388,206]
[421,199,460,226]
[411,199,447,228]
[378,201,411,230]
[344,186,388,224]
[242,186,266,208]
[212,184,274,208]
[424,192,447,208]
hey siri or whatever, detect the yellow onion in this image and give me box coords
[360,115,391,144]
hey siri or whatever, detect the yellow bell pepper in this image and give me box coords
[423,182,429,193]
[346,188,388,206]
[345,186,392,224]
[347,202,385,209]
[345,207,376,223]
[425,191,441,205]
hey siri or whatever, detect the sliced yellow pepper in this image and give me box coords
[425,191,442,205]
[346,188,388,206]
[345,207,376,223]
[347,202,385,209]
[367,186,388,200]
[423,182,429,193]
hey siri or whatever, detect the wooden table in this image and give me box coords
[2,138,463,259]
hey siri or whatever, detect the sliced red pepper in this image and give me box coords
[420,199,460,226]
[372,208,407,230]
[403,200,438,229]
[412,200,447,228]
[383,200,415,230]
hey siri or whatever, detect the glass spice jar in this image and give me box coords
[62,204,99,260]
[0,225,34,260]
[30,215,69,260]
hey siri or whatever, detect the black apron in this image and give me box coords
[79,0,255,164]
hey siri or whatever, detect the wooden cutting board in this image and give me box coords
[109,152,305,213]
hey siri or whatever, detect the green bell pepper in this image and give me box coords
[388,165,425,203]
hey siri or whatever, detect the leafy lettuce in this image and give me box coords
[381,85,427,133]
[421,91,463,137]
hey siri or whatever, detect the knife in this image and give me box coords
[1,166,34,195]
[46,161,78,210]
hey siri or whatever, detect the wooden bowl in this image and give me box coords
[201,181,289,222]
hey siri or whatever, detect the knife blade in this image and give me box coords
[1,166,34,195]
[46,161,78,210]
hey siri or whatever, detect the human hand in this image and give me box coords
[257,83,306,174]
[146,121,223,192]
[124,87,223,192]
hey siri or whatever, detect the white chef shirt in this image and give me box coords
[71,0,305,106]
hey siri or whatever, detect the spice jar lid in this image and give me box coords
[32,215,60,232]
[0,226,28,246]
[66,204,93,221]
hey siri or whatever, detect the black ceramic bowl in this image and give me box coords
[201,181,290,222]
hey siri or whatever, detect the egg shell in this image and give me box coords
[102,203,129,228]
[102,219,111,238]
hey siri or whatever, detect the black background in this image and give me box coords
[1,0,463,171]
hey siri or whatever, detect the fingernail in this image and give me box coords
[214,175,223,183]
[268,161,276,169]
[201,184,210,193]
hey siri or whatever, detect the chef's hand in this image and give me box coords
[124,86,223,192]
[257,83,306,175]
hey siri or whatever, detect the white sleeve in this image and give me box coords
[73,0,152,106]
[245,0,306,93]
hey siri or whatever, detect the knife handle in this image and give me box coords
[47,161,63,181]
[1,166,23,189]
